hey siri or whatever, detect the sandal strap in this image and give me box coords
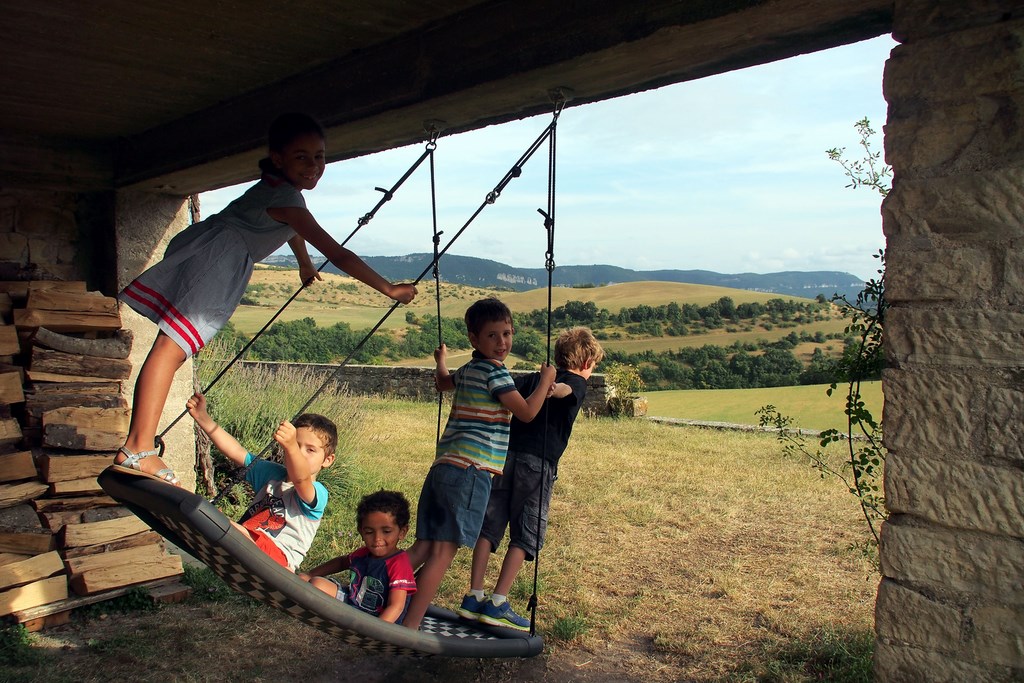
[117,446,162,470]
[155,469,181,485]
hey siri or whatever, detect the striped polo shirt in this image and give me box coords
[434,353,516,474]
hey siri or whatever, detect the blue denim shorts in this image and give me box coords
[479,450,556,561]
[415,463,492,547]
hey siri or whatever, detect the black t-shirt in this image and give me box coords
[508,370,587,463]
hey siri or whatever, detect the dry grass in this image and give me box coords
[2,391,876,683]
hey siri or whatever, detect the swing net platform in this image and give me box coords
[98,467,543,658]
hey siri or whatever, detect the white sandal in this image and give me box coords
[114,446,181,486]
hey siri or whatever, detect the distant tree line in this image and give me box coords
[210,297,870,390]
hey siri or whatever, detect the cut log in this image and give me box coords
[0,551,64,591]
[0,504,40,528]
[0,418,22,447]
[39,454,112,483]
[62,530,162,559]
[0,368,24,405]
[0,526,55,554]
[64,544,164,577]
[70,554,181,596]
[60,515,150,548]
[0,371,24,405]
[0,293,11,316]
[27,290,117,315]
[49,477,103,496]
[0,481,49,509]
[27,370,122,386]
[31,348,132,380]
[14,308,121,333]
[42,406,129,451]
[31,495,118,512]
[40,510,82,531]
[0,575,68,615]
[29,282,87,294]
[80,506,132,524]
[33,327,133,360]
[0,553,32,567]
[24,393,126,428]
[0,451,37,483]
[0,325,18,355]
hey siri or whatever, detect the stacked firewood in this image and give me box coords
[0,281,187,631]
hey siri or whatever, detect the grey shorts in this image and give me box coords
[479,450,557,562]
[415,463,492,547]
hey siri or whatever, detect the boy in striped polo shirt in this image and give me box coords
[403,298,555,630]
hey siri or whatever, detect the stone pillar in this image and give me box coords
[115,190,196,491]
[877,2,1024,680]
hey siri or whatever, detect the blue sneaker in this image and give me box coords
[478,600,530,632]
[457,594,487,621]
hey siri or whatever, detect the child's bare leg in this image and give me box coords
[230,520,256,541]
[406,539,428,571]
[469,538,492,592]
[308,576,339,597]
[492,546,527,597]
[404,541,458,630]
[115,333,185,476]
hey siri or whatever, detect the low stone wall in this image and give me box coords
[235,361,612,416]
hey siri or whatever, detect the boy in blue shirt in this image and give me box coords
[187,392,336,572]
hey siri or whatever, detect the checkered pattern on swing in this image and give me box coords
[151,510,500,655]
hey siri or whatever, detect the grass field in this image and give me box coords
[644,381,883,433]
[2,366,877,682]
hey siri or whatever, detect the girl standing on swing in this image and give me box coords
[114,112,417,485]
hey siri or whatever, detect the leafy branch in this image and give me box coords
[760,118,890,556]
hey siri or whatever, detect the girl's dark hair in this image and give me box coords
[357,490,411,528]
[258,112,325,174]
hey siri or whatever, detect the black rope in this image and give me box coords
[430,135,446,444]
[212,111,560,505]
[527,95,563,637]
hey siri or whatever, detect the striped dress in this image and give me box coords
[118,174,305,357]
[434,353,516,474]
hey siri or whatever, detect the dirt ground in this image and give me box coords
[13,601,670,683]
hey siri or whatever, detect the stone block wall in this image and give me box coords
[235,361,611,416]
[0,190,79,282]
[876,2,1024,680]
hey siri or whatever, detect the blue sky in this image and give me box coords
[202,35,896,282]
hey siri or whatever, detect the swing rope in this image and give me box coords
[525,91,564,636]
[155,136,439,457]
[212,107,562,505]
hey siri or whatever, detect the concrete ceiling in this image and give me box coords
[0,0,892,195]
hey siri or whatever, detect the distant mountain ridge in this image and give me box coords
[263,253,867,301]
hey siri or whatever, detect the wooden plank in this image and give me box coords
[0,526,55,555]
[25,393,126,427]
[62,531,163,559]
[0,575,68,615]
[28,290,117,315]
[14,308,121,333]
[0,293,11,316]
[65,544,163,577]
[0,481,49,509]
[0,551,64,591]
[42,406,129,451]
[0,553,32,567]
[0,325,18,355]
[49,477,103,496]
[31,348,132,380]
[70,554,182,595]
[28,371,122,384]
[0,282,29,300]
[60,515,149,548]
[29,381,122,396]
[0,371,24,405]
[10,577,185,630]
[31,495,118,512]
[0,418,21,448]
[33,327,133,360]
[28,282,87,294]
[39,454,111,483]
[0,451,37,483]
